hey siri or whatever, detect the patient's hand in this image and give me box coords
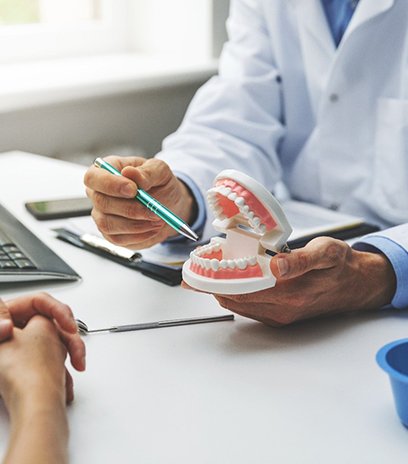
[0,316,70,464]
[0,316,67,406]
[0,293,85,372]
[84,155,196,249]
[183,237,396,326]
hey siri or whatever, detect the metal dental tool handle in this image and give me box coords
[76,314,234,335]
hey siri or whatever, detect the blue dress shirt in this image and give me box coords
[321,0,359,46]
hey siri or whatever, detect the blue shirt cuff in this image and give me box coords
[164,172,207,243]
[353,236,408,309]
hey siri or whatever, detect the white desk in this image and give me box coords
[0,151,407,464]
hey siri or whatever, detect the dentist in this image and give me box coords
[85,0,407,325]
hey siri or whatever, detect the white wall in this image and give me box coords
[0,80,204,164]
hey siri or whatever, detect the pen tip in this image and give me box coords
[179,224,199,242]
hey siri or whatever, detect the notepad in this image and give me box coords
[283,200,379,248]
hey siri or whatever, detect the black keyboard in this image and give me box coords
[0,203,80,283]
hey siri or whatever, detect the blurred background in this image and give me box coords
[0,0,229,164]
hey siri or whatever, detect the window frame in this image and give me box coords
[0,0,130,63]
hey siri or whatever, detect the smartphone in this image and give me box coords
[25,197,93,220]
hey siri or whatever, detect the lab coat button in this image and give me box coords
[329,203,339,211]
[329,93,339,102]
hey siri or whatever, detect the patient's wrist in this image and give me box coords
[9,383,66,420]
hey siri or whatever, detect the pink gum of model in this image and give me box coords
[182,170,292,295]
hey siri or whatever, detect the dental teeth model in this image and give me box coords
[182,170,293,294]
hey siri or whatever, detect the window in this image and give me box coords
[0,0,228,63]
[0,0,129,62]
[0,0,100,26]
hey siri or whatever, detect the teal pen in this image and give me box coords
[94,158,198,242]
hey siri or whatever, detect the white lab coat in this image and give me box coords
[156,0,408,249]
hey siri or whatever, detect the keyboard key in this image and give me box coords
[2,245,19,253]
[0,261,17,268]
[14,259,36,269]
[7,252,27,260]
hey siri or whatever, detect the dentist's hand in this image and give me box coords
[84,156,196,249]
[183,237,397,326]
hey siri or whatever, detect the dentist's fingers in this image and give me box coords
[89,195,161,223]
[271,237,350,280]
[122,158,174,191]
[84,156,146,198]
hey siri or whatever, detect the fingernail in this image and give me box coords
[277,258,289,277]
[0,320,12,339]
[121,184,135,197]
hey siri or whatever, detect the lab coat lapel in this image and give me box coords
[342,0,395,43]
[288,0,336,115]
[288,0,335,57]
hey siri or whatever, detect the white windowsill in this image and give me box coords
[0,53,218,113]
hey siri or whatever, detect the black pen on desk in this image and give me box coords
[94,158,198,242]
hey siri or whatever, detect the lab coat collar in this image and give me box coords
[287,0,335,58]
[287,0,396,115]
[342,0,395,43]
[288,0,395,52]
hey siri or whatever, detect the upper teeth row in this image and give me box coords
[207,186,266,234]
[193,241,221,257]
[190,254,257,271]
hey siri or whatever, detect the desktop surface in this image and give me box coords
[0,151,407,463]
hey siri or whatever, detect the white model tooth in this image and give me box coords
[211,259,219,271]
[253,216,261,227]
[221,187,231,196]
[227,259,236,269]
[241,205,249,214]
[247,210,254,220]
[210,241,221,251]
[237,258,247,270]
[235,196,245,207]
[258,224,266,234]
[198,257,205,268]
[228,192,237,201]
[220,259,228,269]
[213,206,223,217]
[204,259,211,270]
[249,256,257,266]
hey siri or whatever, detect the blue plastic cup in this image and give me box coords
[377,338,408,427]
